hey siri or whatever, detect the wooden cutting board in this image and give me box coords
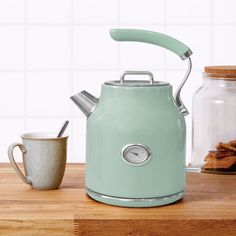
[1,163,236,236]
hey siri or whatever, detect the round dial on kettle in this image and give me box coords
[122,144,151,165]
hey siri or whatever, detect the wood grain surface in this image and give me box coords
[1,163,236,235]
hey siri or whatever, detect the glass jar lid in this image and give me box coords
[204,66,236,80]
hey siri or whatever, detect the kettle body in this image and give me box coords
[71,29,193,207]
[85,82,186,207]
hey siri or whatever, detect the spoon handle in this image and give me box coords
[57,120,69,138]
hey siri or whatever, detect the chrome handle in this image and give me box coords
[120,71,154,85]
[174,57,192,116]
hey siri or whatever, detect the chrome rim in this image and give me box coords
[86,187,184,203]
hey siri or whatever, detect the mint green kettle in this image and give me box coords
[71,29,193,207]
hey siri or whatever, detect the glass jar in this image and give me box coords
[192,66,236,174]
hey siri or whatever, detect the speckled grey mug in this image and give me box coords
[8,132,68,190]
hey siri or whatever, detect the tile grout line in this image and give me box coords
[24,0,28,132]
[70,0,76,162]
[163,0,167,81]
[69,0,74,113]
[0,116,81,119]
[210,0,214,64]
[117,0,120,77]
[0,68,203,72]
[0,22,236,26]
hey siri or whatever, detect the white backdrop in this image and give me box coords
[0,0,236,163]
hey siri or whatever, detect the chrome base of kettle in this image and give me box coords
[86,187,184,208]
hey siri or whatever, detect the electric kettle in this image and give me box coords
[71,29,193,207]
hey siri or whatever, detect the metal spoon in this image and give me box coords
[57,120,69,138]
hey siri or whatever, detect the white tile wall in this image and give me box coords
[213,26,236,65]
[0,0,25,23]
[213,0,236,24]
[73,26,118,70]
[27,26,71,70]
[74,0,119,24]
[0,72,25,116]
[120,0,164,24]
[0,0,236,164]
[27,71,71,117]
[166,0,211,24]
[27,0,71,24]
[0,26,25,69]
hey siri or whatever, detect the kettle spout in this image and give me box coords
[70,91,99,117]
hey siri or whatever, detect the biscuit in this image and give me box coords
[209,150,235,158]
[216,142,236,152]
[204,156,236,169]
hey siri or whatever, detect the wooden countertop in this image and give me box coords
[1,163,236,236]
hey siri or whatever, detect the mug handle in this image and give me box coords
[8,143,31,185]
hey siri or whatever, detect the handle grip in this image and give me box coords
[110,29,192,60]
[120,71,154,85]
[8,143,31,185]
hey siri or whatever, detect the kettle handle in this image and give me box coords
[110,29,192,116]
[110,29,192,60]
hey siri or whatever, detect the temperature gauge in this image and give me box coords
[122,144,151,165]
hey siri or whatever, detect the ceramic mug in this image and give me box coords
[8,132,68,190]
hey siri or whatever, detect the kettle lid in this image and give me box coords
[105,71,169,87]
